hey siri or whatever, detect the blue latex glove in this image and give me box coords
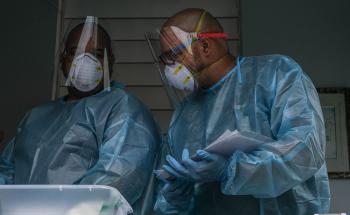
[161,179,194,210]
[154,167,194,210]
[163,148,228,183]
[154,169,175,182]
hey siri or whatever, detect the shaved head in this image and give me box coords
[163,8,223,33]
[160,8,235,89]
[162,8,228,54]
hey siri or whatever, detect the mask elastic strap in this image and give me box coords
[195,11,207,33]
[193,11,228,41]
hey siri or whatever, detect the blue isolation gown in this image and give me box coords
[155,55,330,215]
[0,82,161,215]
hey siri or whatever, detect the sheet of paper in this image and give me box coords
[204,130,274,157]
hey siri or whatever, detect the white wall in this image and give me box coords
[241,0,350,213]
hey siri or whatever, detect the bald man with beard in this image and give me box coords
[154,8,330,215]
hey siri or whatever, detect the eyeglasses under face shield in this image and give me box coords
[158,28,228,66]
[145,11,230,108]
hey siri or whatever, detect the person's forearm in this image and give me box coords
[221,127,324,198]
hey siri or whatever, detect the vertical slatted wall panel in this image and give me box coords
[55,0,240,131]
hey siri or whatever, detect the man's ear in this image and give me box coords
[60,49,68,65]
[60,51,69,78]
[200,38,210,55]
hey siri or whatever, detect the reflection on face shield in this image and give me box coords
[159,42,188,66]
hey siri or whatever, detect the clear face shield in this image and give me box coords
[60,16,112,98]
[145,12,228,107]
[145,30,195,108]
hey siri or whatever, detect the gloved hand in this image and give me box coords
[162,179,194,210]
[163,148,228,183]
[154,169,194,211]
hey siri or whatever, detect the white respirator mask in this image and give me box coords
[69,53,103,92]
[164,62,197,91]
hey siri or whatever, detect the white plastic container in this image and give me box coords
[0,185,133,215]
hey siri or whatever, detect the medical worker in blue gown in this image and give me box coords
[151,9,331,215]
[0,17,160,215]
